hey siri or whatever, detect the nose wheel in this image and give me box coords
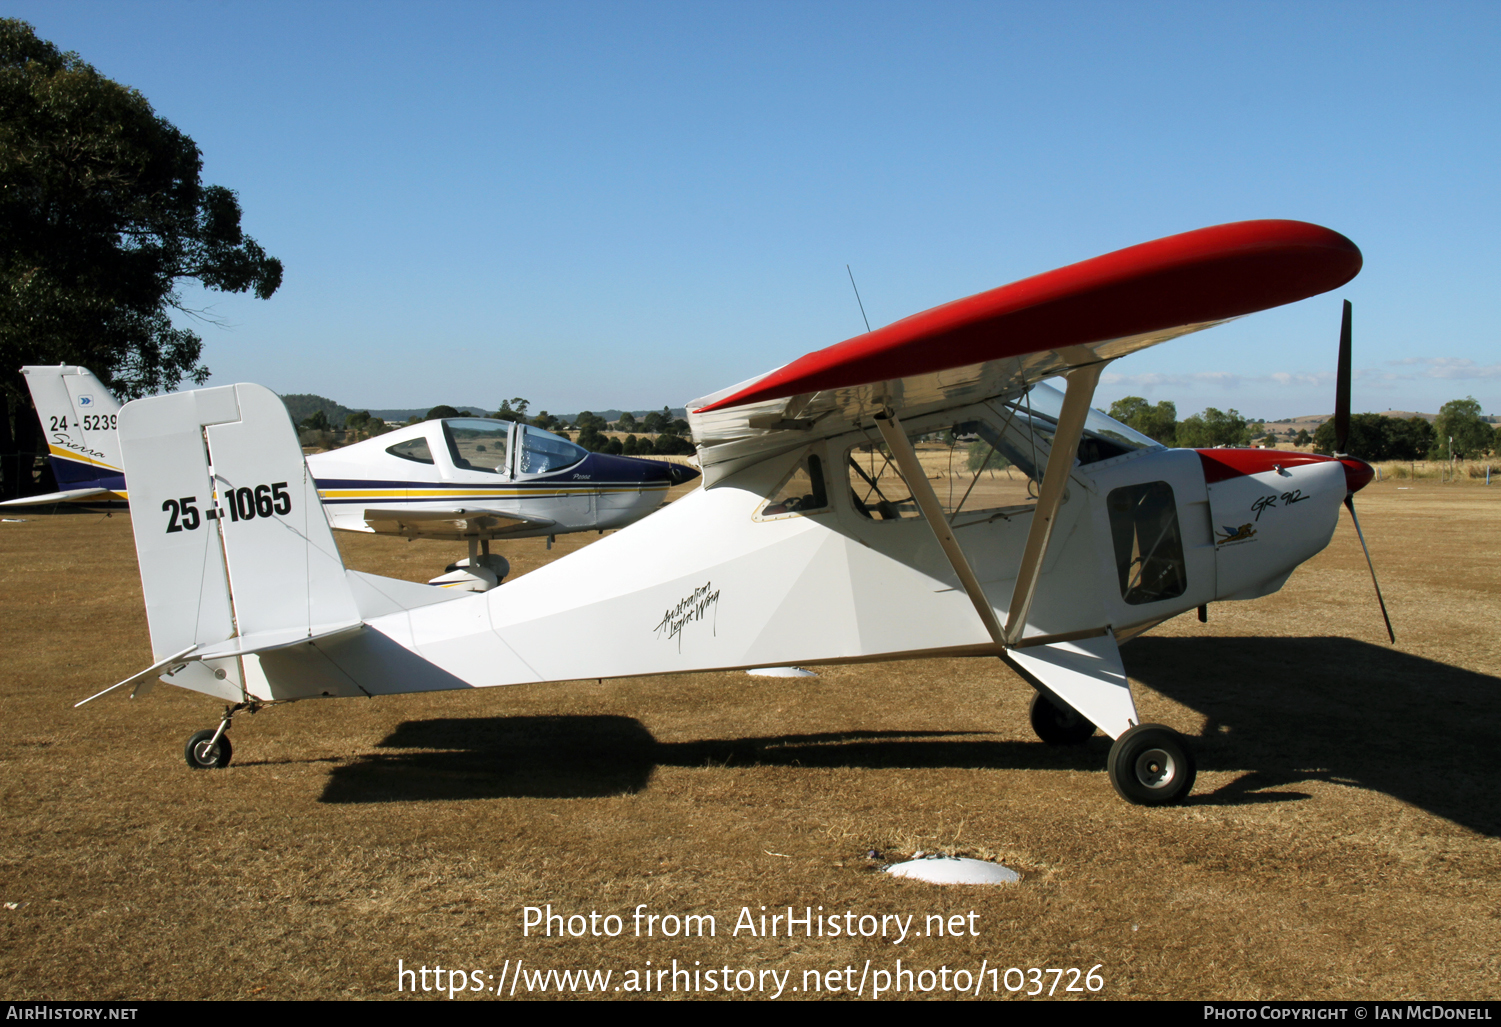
[1107,723,1195,805]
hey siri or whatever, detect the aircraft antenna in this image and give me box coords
[846,265,872,334]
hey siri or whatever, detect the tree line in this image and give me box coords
[1108,396,1498,459]
[571,408,695,455]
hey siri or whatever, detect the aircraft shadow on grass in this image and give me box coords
[319,638,1501,836]
[1122,636,1501,837]
[317,719,1111,805]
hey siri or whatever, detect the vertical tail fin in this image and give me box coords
[20,365,126,496]
[119,384,362,698]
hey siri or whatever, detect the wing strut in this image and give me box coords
[1002,361,1106,644]
[874,411,1006,648]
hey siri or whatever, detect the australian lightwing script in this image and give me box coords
[654,582,720,651]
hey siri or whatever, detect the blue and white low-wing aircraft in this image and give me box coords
[1,365,128,505]
[301,417,698,589]
[88,220,1383,806]
[5,367,699,590]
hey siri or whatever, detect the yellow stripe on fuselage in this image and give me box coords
[48,446,122,473]
[317,484,669,501]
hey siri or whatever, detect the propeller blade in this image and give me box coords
[1343,494,1395,643]
[1334,300,1352,454]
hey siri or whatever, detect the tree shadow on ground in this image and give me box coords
[1122,636,1501,836]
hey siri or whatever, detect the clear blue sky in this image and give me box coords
[11,1,1500,420]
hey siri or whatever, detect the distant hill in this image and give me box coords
[280,394,361,426]
[1269,411,1500,425]
[1264,410,1441,430]
[280,396,491,426]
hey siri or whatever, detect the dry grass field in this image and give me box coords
[1,478,1499,1001]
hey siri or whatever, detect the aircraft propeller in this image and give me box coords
[1332,300,1396,643]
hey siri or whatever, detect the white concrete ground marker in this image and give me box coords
[886,854,1020,884]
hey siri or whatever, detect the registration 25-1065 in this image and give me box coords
[163,482,290,533]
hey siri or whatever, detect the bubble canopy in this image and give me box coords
[438,418,586,476]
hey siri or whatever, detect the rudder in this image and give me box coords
[118,384,362,700]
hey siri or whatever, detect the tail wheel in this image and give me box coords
[1107,724,1195,805]
[184,729,233,769]
[1028,693,1096,745]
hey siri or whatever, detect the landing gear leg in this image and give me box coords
[1107,723,1196,805]
[184,702,255,769]
[428,539,508,591]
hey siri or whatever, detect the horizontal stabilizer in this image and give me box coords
[74,645,198,707]
[0,487,113,507]
[244,625,478,699]
[191,623,366,661]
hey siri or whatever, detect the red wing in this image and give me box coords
[696,220,1360,415]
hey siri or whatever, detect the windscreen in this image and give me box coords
[517,425,586,475]
[990,383,1163,473]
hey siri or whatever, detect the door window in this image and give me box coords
[1107,481,1188,605]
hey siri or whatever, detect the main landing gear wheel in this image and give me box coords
[1029,693,1097,745]
[184,729,233,769]
[1107,724,1195,806]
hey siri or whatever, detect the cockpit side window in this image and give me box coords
[841,390,1159,526]
[756,454,829,520]
[846,439,922,520]
[386,437,434,464]
[442,418,511,474]
[942,418,1036,512]
[847,414,1037,522]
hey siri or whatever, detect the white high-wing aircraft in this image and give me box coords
[86,219,1380,806]
[5,367,699,589]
